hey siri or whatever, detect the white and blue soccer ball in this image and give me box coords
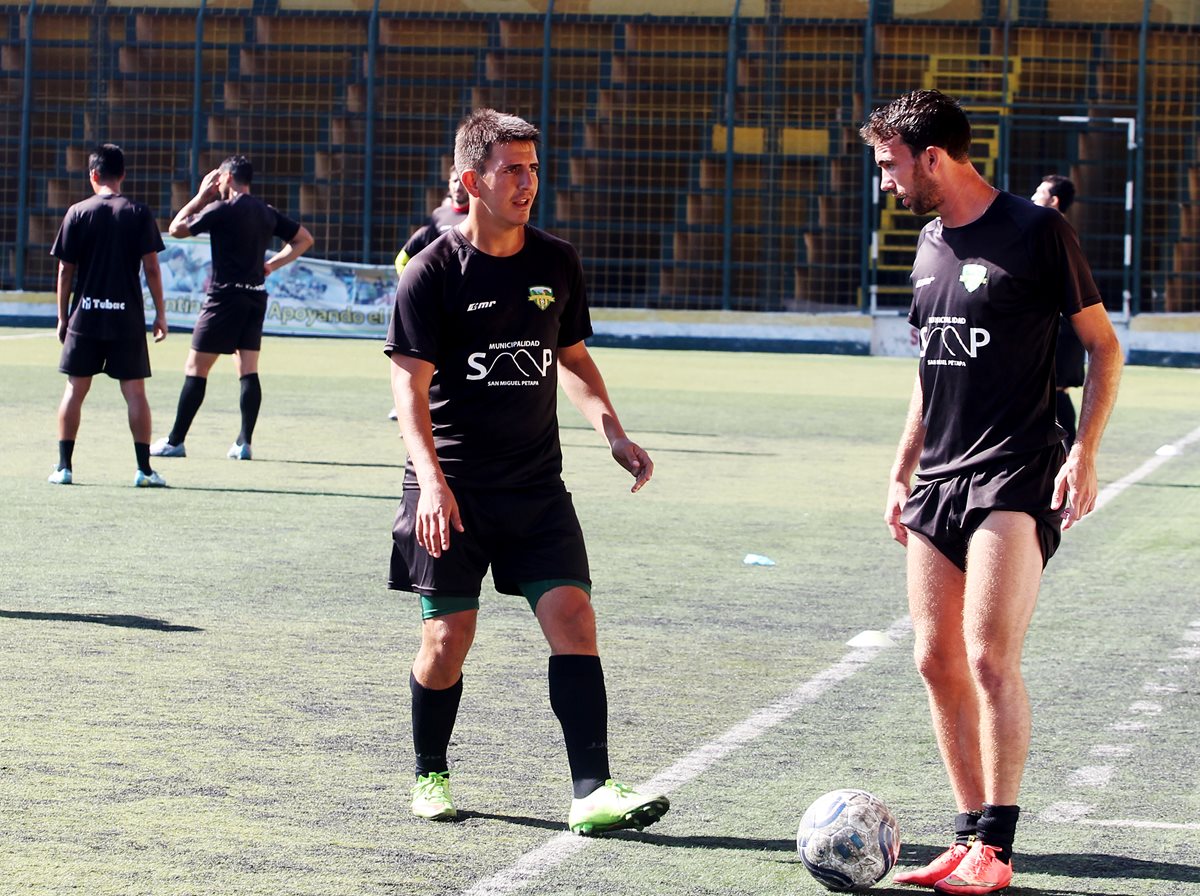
[797,788,900,891]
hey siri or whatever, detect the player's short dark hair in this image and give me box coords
[859,89,972,163]
[88,143,125,180]
[219,155,253,186]
[1041,174,1076,212]
[455,109,540,176]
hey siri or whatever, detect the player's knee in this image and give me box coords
[965,645,1016,696]
[913,641,962,690]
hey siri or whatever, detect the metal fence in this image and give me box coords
[2,0,1197,314]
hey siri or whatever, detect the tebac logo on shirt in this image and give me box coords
[528,286,555,311]
[958,264,989,293]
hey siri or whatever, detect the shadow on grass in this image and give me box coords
[0,609,204,632]
[168,485,398,501]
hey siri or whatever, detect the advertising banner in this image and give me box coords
[156,236,397,339]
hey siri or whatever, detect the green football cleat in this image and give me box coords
[411,771,456,821]
[568,779,669,836]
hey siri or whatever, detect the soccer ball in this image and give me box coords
[797,789,900,891]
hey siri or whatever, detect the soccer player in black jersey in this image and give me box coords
[385,109,669,835]
[387,166,471,421]
[48,143,169,488]
[150,155,313,461]
[394,166,469,276]
[861,90,1123,894]
[1031,174,1087,450]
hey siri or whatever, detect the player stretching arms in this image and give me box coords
[861,90,1122,893]
[386,109,669,835]
[150,155,312,461]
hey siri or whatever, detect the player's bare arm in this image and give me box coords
[389,352,463,556]
[557,340,653,493]
[141,252,168,343]
[55,261,76,343]
[1052,303,1123,528]
[885,375,926,546]
[265,225,315,277]
[167,169,220,238]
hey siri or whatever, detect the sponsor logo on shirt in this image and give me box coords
[919,315,992,366]
[528,286,555,311]
[80,296,126,311]
[466,339,552,387]
[467,301,497,312]
[915,276,935,288]
[958,264,989,293]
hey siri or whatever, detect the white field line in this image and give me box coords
[1087,422,1200,515]
[0,330,54,340]
[460,616,913,896]
[465,424,1198,895]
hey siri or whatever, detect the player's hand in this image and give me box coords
[611,437,653,493]
[57,319,68,344]
[199,168,221,198]
[153,314,168,342]
[415,481,464,558]
[884,479,911,546]
[1052,445,1098,530]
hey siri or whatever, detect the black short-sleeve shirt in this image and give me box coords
[401,204,468,262]
[907,191,1102,478]
[186,193,301,295]
[384,226,594,490]
[50,193,164,339]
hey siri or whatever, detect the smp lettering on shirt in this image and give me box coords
[466,340,553,385]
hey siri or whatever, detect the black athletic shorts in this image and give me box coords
[900,443,1067,572]
[59,331,151,380]
[191,290,268,354]
[389,482,591,598]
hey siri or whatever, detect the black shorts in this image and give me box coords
[59,331,151,380]
[389,482,591,598]
[900,443,1066,572]
[191,290,268,354]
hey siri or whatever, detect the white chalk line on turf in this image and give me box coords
[0,330,54,340]
[466,424,1198,895]
[1087,421,1200,516]
[460,615,913,896]
[1041,428,1200,833]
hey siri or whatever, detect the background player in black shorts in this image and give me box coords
[861,90,1123,893]
[150,155,313,461]
[385,109,669,836]
[1031,174,1088,449]
[49,143,169,488]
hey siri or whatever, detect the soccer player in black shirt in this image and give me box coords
[861,90,1123,893]
[385,109,669,835]
[1031,174,1088,450]
[393,165,469,275]
[49,143,169,488]
[387,166,470,421]
[150,155,313,461]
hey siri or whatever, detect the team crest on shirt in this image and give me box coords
[958,264,989,293]
[528,286,555,311]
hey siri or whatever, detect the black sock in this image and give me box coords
[548,654,611,799]
[134,442,152,475]
[168,375,207,445]
[58,439,75,471]
[954,810,982,846]
[237,373,261,446]
[411,671,462,779]
[976,803,1020,863]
